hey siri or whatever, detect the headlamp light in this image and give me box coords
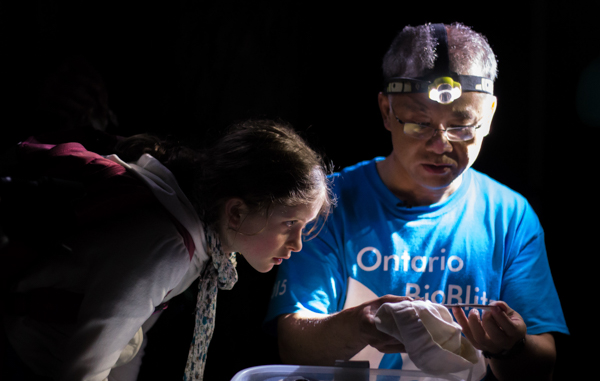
[428,77,462,104]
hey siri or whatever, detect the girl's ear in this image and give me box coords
[223,198,248,230]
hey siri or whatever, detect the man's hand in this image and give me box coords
[278,295,411,365]
[453,301,556,381]
[354,295,410,353]
[452,301,526,355]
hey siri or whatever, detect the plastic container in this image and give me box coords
[230,364,473,381]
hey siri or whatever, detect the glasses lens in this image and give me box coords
[403,123,433,140]
[402,121,479,141]
[447,127,476,141]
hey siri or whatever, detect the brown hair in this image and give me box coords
[115,119,333,233]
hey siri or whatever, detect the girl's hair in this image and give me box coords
[115,119,333,233]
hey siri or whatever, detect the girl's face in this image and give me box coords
[225,198,323,273]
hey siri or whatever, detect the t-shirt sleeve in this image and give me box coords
[264,221,346,333]
[500,202,569,336]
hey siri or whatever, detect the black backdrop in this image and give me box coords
[1,1,594,380]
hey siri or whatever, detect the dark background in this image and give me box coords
[1,1,593,380]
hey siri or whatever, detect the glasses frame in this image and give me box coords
[393,112,484,142]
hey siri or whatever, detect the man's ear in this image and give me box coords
[378,92,392,131]
[223,198,248,230]
[483,95,498,137]
[490,95,498,118]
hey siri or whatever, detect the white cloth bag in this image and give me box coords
[374,300,480,375]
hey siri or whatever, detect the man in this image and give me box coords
[265,23,569,380]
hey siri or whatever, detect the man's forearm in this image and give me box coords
[277,296,410,365]
[489,333,556,381]
[277,310,366,365]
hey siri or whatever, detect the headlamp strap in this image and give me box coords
[431,23,450,77]
[384,75,493,95]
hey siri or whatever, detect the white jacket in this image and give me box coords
[5,154,208,381]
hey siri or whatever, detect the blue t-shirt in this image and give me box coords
[266,158,568,370]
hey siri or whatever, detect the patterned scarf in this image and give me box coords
[183,224,238,380]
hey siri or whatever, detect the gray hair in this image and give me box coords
[382,22,498,81]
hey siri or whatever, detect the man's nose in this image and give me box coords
[426,127,453,154]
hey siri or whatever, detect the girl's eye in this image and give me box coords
[285,221,297,227]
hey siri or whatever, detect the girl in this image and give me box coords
[1,119,332,381]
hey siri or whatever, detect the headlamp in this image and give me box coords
[428,77,462,104]
[382,23,494,104]
[384,74,493,103]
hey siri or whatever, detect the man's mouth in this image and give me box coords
[422,163,453,174]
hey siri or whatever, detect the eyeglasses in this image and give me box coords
[393,113,484,142]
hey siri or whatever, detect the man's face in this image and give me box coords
[378,91,497,196]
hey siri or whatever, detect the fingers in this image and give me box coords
[489,302,526,339]
[467,309,493,349]
[374,341,406,354]
[452,303,526,354]
[357,296,411,354]
[481,309,510,345]
[451,307,500,351]
[378,294,415,304]
[360,295,414,318]
[365,322,406,353]
[452,306,477,346]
